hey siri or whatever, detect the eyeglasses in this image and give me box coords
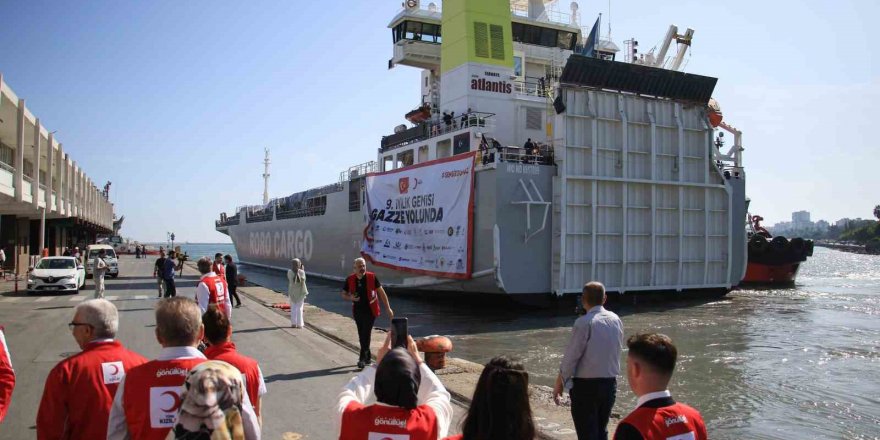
[68,322,93,330]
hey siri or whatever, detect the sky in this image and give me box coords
[0,0,876,242]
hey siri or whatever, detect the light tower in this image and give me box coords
[262,148,270,205]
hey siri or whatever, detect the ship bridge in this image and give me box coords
[388,0,582,71]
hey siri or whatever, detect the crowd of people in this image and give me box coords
[0,253,708,440]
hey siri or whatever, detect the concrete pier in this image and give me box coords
[0,256,612,439]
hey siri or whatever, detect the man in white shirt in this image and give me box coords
[93,249,109,299]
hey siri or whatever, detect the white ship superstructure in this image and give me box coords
[217,0,747,297]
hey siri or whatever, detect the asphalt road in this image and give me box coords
[0,256,458,440]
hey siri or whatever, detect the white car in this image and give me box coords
[27,257,86,294]
[85,244,119,278]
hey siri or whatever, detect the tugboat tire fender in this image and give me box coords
[790,237,805,254]
[771,236,790,253]
[749,235,769,254]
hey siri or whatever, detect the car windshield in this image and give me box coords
[36,259,76,270]
[89,249,116,258]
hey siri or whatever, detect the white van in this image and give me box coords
[85,244,119,278]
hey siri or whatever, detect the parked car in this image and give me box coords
[27,257,86,294]
[85,244,120,278]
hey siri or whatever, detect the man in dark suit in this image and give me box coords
[224,255,242,308]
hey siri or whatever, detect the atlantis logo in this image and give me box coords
[471,78,512,94]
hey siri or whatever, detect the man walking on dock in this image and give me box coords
[341,258,393,370]
[153,251,167,298]
[554,281,624,440]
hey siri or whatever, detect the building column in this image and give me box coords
[32,119,41,209]
[45,134,54,211]
[65,156,72,215]
[55,144,64,213]
[14,99,25,202]
[72,163,79,217]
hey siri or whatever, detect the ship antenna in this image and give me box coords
[262,148,270,205]
[607,0,612,40]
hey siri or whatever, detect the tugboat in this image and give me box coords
[742,214,814,285]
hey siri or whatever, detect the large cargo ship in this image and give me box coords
[216,0,748,297]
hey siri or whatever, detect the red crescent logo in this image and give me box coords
[109,364,120,375]
[159,390,181,413]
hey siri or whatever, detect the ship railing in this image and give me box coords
[381,112,495,152]
[510,3,579,29]
[341,161,378,182]
[275,205,327,220]
[476,144,555,167]
[513,79,550,98]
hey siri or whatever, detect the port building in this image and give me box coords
[0,73,114,275]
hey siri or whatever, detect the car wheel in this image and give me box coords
[110,273,118,279]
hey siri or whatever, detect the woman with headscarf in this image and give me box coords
[166,360,260,440]
[336,334,453,440]
[442,356,536,440]
[287,258,308,328]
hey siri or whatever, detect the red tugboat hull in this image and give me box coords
[742,262,800,284]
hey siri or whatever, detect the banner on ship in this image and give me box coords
[361,152,476,279]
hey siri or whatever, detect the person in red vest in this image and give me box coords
[442,356,536,440]
[196,256,232,317]
[36,299,147,440]
[337,333,452,440]
[212,252,227,282]
[341,257,393,369]
[613,333,708,440]
[106,297,261,440]
[0,325,15,425]
[202,304,267,423]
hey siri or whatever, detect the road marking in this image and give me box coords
[69,296,86,302]
[105,296,119,301]
[134,295,148,300]
[36,297,55,302]
[1,297,21,303]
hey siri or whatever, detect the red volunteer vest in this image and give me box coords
[0,327,14,425]
[620,402,707,440]
[36,340,147,440]
[122,357,205,440]
[346,272,380,317]
[204,342,262,416]
[212,262,226,282]
[339,401,438,440]
[201,274,229,314]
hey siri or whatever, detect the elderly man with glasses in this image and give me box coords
[36,299,147,440]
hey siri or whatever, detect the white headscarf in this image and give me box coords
[292,258,303,283]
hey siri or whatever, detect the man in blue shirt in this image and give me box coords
[161,252,177,298]
[554,281,625,440]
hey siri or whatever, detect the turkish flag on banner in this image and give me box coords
[0,326,15,424]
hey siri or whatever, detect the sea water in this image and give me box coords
[238,246,879,439]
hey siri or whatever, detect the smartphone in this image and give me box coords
[391,317,408,348]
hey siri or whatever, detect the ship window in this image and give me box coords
[523,25,541,46]
[405,21,422,40]
[399,150,414,167]
[421,23,440,43]
[540,28,557,47]
[383,156,393,171]
[558,31,575,50]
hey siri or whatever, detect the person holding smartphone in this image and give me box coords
[341,258,393,369]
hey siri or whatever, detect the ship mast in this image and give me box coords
[262,148,270,205]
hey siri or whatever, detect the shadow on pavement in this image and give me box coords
[264,366,355,383]
[233,327,279,334]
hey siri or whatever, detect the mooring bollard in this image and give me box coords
[416,335,453,370]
